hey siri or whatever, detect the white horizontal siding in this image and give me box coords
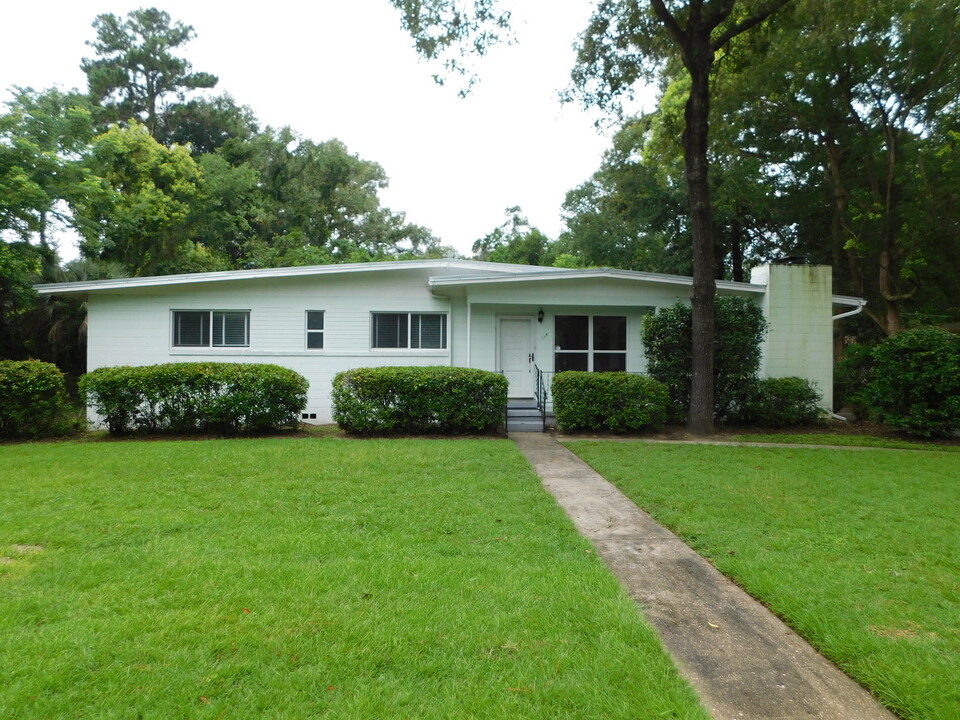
[86,271,454,425]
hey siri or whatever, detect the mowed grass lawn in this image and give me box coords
[566,441,960,720]
[0,437,707,720]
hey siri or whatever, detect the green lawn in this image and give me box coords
[730,432,960,452]
[565,440,960,720]
[0,437,707,720]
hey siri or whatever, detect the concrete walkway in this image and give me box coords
[511,432,898,720]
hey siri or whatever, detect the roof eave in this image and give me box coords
[35,258,540,295]
[429,267,766,293]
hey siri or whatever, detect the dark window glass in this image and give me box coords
[307,311,324,331]
[173,311,210,346]
[593,353,626,372]
[594,316,626,351]
[555,353,588,372]
[373,313,408,348]
[555,315,588,350]
[307,311,324,349]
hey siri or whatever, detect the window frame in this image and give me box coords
[306,310,325,350]
[171,310,250,349]
[371,312,448,350]
[554,314,626,372]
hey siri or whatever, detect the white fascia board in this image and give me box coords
[35,258,542,296]
[429,267,766,293]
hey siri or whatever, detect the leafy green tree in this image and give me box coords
[20,258,129,379]
[642,296,768,423]
[710,0,960,334]
[571,0,793,434]
[391,0,792,434]
[156,94,259,154]
[71,123,213,276]
[0,88,95,248]
[234,128,437,266]
[472,206,555,265]
[559,116,690,273]
[0,241,42,360]
[81,7,217,137]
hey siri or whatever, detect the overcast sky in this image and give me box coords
[2,0,655,259]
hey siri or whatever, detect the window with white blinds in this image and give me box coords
[173,311,249,347]
[372,312,447,349]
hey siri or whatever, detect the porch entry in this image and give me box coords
[498,317,535,398]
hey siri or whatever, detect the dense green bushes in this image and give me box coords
[552,372,668,432]
[642,297,768,423]
[80,363,308,434]
[332,366,507,434]
[743,377,823,427]
[0,360,78,438]
[861,327,960,438]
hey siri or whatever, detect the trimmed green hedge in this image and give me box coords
[552,372,668,433]
[0,360,78,438]
[861,327,960,438]
[332,366,508,434]
[79,363,308,435]
[743,377,823,427]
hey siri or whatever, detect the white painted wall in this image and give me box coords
[86,268,456,424]
[751,264,834,409]
[82,262,836,425]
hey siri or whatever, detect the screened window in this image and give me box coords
[372,313,447,349]
[172,310,249,348]
[554,315,626,372]
[306,311,324,349]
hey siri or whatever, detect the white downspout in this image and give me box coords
[832,300,867,321]
[466,299,473,368]
[830,299,867,420]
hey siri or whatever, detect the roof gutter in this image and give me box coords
[832,297,867,321]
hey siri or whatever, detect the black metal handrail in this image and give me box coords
[534,364,547,431]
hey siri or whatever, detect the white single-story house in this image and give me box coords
[37,259,864,427]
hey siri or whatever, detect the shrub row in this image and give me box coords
[0,360,78,438]
[552,372,669,433]
[79,362,308,435]
[332,366,507,434]
[859,327,960,438]
[551,371,821,432]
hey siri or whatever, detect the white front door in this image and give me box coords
[499,318,534,398]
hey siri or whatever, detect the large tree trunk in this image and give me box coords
[684,61,716,436]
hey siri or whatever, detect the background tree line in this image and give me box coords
[557,0,960,340]
[1,7,450,376]
[3,2,958,413]
[425,0,960,343]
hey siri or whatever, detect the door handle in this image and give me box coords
[528,353,535,363]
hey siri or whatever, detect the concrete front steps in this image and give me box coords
[506,398,554,432]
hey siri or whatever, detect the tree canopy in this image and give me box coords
[560,0,960,335]
[0,6,449,371]
[81,8,218,136]
[391,0,794,434]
